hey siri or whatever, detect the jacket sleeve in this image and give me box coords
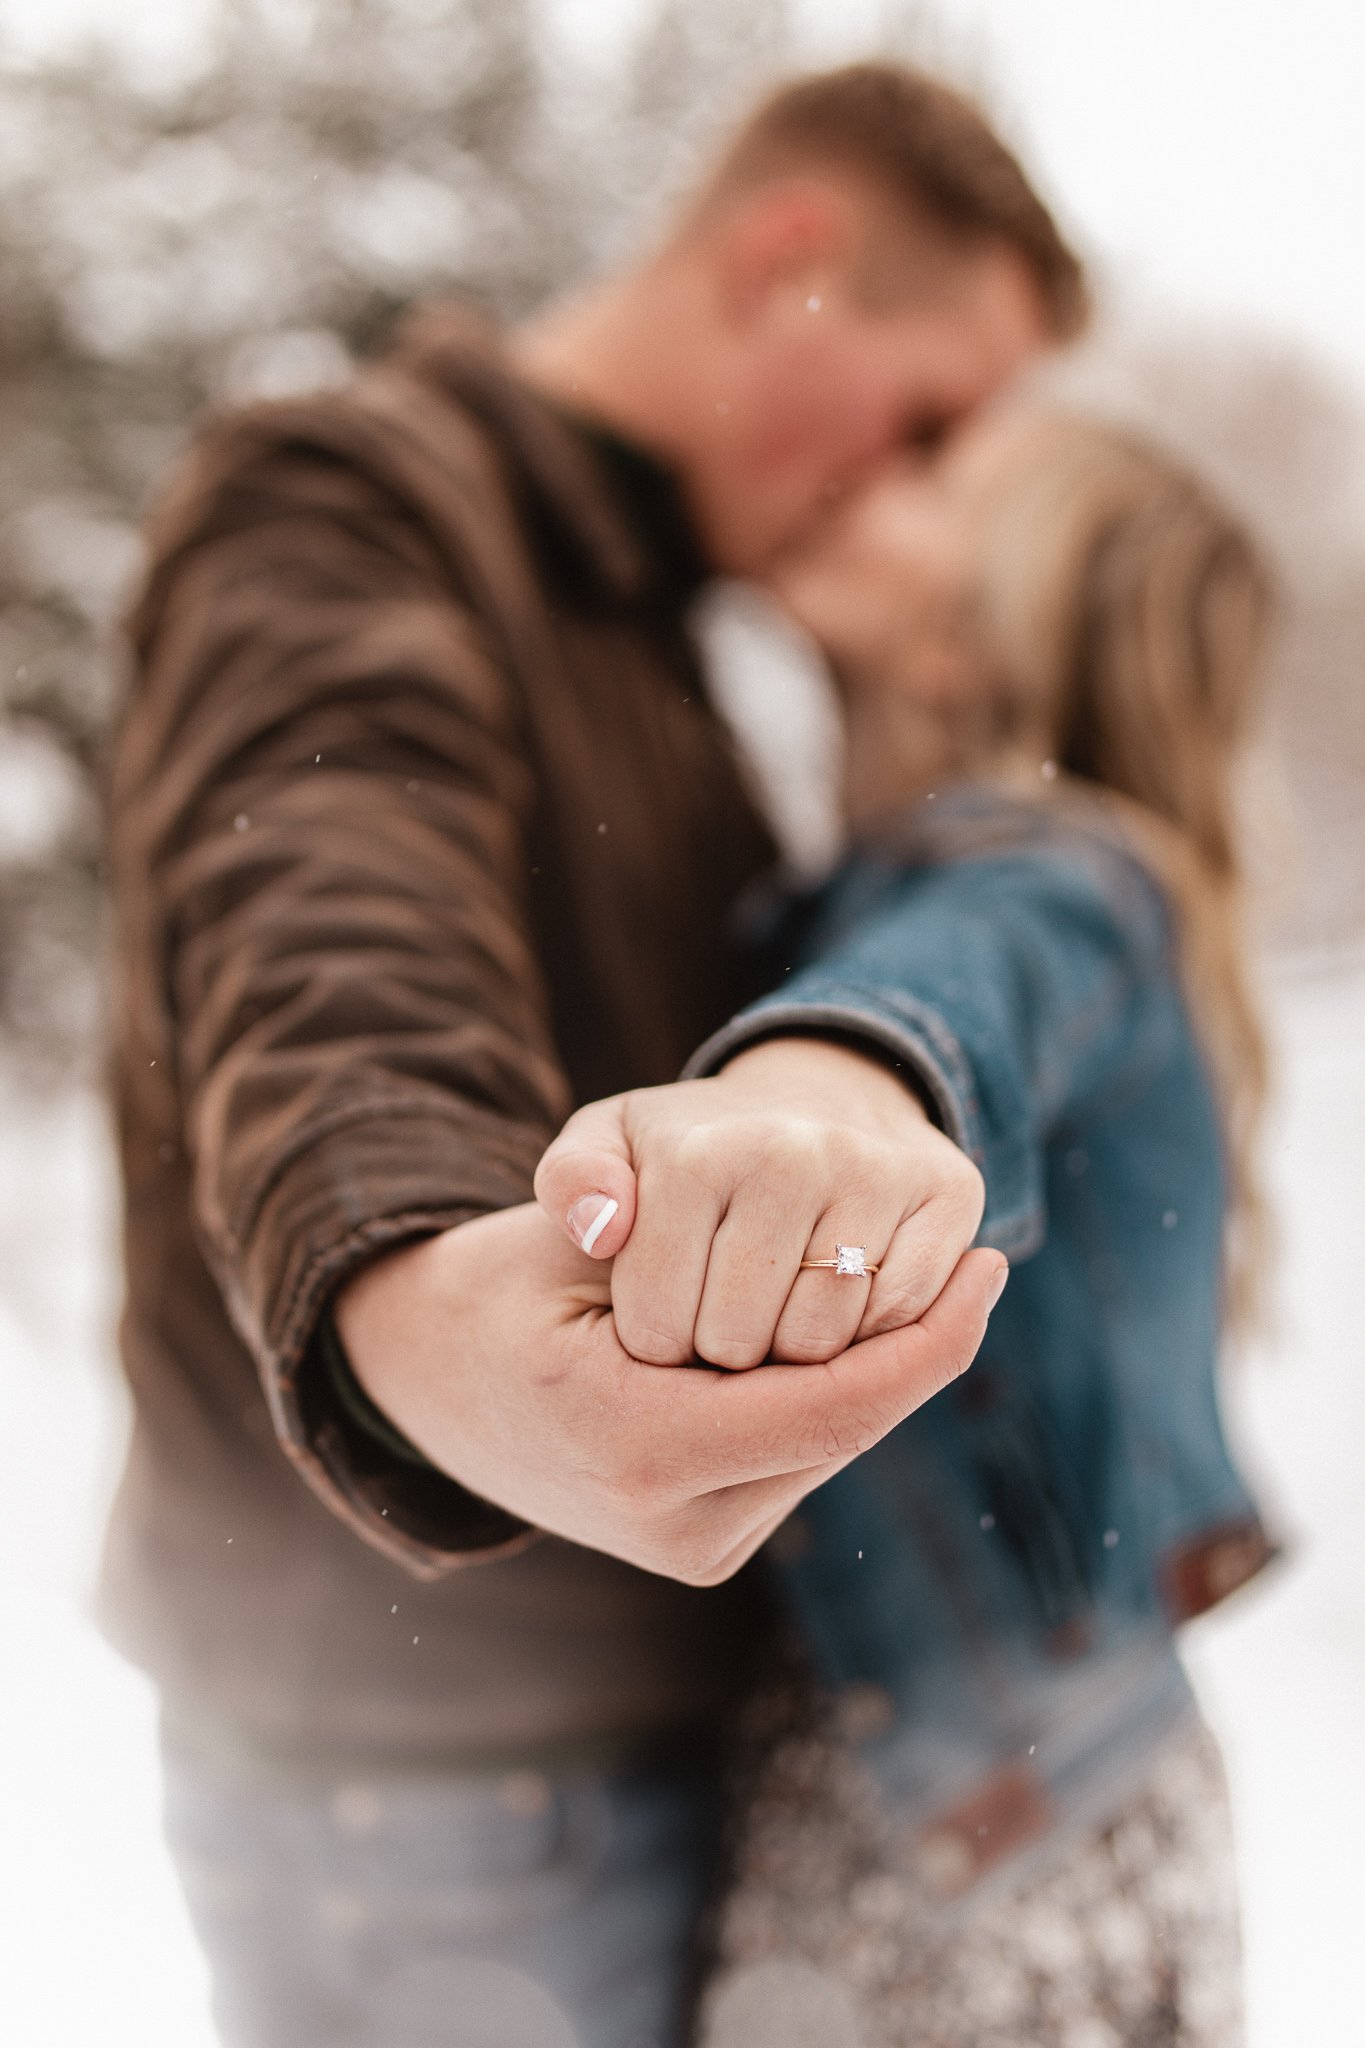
[113,404,572,1572]
[683,838,1178,1261]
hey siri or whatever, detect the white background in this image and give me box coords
[4,0,1365,407]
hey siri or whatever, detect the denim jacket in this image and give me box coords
[686,785,1275,1900]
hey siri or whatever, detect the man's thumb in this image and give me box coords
[533,1094,638,1259]
[837,1247,1008,1441]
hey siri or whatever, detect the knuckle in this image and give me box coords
[818,1407,883,1463]
[860,1305,908,1341]
[531,1147,567,1203]
[884,1261,938,1318]
[911,1325,981,1402]
[615,1313,690,1368]
[913,1155,985,1247]
[827,1131,882,1187]
[945,1324,984,1384]
[669,1123,720,1182]
[779,1120,832,1174]
[861,1271,931,1334]
[771,1319,844,1366]
[845,1411,884,1458]
[694,1327,767,1372]
[924,1350,970,1401]
[952,1153,987,1219]
[742,1115,827,1184]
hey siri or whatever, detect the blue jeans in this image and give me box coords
[160,1720,722,2048]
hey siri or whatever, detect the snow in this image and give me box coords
[0,1082,216,2048]
[1183,952,1365,2048]
[0,958,1362,2046]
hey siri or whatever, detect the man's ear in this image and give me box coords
[712,178,854,326]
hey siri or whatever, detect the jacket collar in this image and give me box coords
[388,300,710,613]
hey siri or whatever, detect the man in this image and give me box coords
[104,63,1082,2048]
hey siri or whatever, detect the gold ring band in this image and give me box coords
[799,1244,878,1278]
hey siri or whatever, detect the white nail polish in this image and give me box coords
[568,1194,618,1253]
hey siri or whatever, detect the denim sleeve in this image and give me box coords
[683,844,1175,1260]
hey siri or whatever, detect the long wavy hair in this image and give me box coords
[976,413,1274,1325]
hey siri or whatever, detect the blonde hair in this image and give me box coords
[978,415,1274,1326]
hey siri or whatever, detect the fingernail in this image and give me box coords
[567,1193,618,1254]
[986,1261,1009,1314]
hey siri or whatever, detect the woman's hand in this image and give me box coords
[533,1036,992,1370]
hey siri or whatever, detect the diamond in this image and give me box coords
[835,1244,868,1277]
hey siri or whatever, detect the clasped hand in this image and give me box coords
[337,1037,1004,1587]
[535,1036,989,1370]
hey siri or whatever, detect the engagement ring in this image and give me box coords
[799,1244,879,1278]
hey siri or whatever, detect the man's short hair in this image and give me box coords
[695,63,1087,339]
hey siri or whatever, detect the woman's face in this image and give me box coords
[768,410,1040,708]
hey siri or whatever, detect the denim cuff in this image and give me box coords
[682,981,1044,1261]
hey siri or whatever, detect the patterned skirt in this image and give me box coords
[696,1684,1243,2048]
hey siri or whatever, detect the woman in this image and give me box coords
[682,409,1278,2047]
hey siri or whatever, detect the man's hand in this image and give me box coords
[334,1201,1006,1586]
[533,1037,987,1370]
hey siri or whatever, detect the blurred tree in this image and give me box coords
[1,0,1362,1079]
[0,0,820,1079]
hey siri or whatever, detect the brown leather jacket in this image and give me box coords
[100,308,777,1761]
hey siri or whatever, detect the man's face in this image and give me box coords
[688,230,1054,579]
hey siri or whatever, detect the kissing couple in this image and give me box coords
[107,59,1271,2048]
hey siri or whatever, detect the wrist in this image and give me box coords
[716,1033,930,1130]
[305,1233,536,1562]
[333,1232,451,1447]
[316,1303,436,1468]
[332,1205,610,1476]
